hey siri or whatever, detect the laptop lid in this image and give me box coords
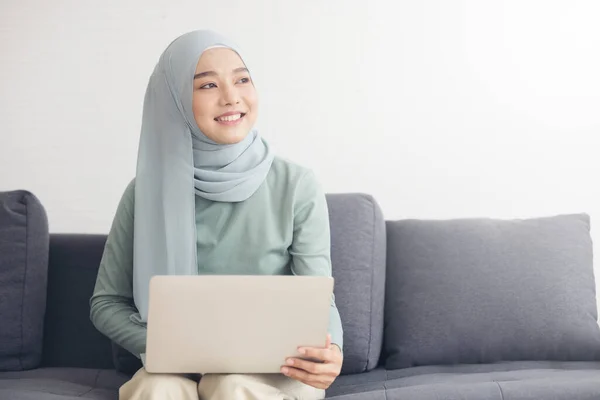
[144,275,333,374]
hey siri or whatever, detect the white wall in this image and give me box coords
[2,1,599,280]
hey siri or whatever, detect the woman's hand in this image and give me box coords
[281,334,343,390]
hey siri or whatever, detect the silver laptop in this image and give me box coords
[144,275,333,374]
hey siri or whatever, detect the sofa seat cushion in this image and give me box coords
[0,368,128,400]
[326,361,600,399]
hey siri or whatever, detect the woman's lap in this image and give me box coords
[119,368,325,400]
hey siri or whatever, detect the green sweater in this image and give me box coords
[90,157,343,358]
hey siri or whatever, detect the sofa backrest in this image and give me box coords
[41,234,113,369]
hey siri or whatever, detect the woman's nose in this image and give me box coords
[220,85,240,106]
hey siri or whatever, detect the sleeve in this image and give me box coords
[89,180,147,358]
[289,170,344,352]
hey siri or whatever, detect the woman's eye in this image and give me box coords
[200,83,217,89]
[237,77,250,84]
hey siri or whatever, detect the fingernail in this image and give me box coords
[298,348,306,355]
[281,367,289,374]
[286,359,294,365]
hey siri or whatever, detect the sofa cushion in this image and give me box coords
[495,377,600,400]
[0,367,127,399]
[384,214,600,369]
[0,190,49,371]
[326,194,386,375]
[328,383,503,400]
[326,361,600,399]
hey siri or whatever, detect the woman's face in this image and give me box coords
[192,48,258,144]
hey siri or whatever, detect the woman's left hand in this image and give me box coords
[281,334,343,390]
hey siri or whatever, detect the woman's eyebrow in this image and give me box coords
[194,67,249,80]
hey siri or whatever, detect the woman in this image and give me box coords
[90,30,343,400]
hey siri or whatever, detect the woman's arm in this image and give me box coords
[284,169,344,388]
[89,180,147,358]
[289,169,343,352]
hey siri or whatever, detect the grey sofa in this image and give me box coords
[2,189,600,400]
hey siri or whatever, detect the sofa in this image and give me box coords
[2,189,600,400]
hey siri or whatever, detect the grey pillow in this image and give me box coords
[326,194,386,374]
[0,190,49,371]
[384,213,600,369]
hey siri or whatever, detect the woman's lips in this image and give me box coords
[214,113,246,126]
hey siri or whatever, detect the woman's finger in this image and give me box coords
[298,346,334,363]
[286,357,336,375]
[281,366,313,383]
[325,333,332,349]
[281,366,332,388]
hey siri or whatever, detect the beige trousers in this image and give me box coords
[119,368,326,400]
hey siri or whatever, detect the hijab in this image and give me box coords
[131,30,274,324]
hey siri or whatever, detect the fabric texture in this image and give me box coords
[383,213,600,369]
[198,373,325,400]
[326,194,386,375]
[41,234,114,369]
[0,190,49,371]
[133,29,274,324]
[119,368,198,400]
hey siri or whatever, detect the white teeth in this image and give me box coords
[218,114,242,122]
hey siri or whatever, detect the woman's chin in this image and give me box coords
[209,129,249,145]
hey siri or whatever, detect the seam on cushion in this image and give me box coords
[19,194,29,370]
[383,368,389,399]
[76,370,102,397]
[93,369,101,388]
[78,387,96,397]
[494,381,505,400]
[364,195,377,372]
[0,384,103,397]
[0,388,80,396]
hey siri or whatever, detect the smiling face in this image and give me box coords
[191,48,258,144]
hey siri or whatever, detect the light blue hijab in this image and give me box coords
[132,30,274,324]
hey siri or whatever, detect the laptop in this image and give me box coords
[144,275,333,374]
